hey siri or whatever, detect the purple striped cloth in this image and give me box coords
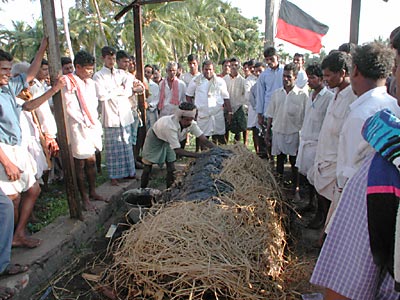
[310,154,400,299]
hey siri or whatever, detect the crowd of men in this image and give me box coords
[1,25,400,299]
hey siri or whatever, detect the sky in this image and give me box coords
[1,0,400,55]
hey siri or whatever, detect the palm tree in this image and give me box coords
[2,0,264,66]
[0,20,42,61]
[68,8,101,54]
[91,0,108,45]
[72,0,115,48]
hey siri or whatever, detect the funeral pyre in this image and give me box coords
[101,144,309,299]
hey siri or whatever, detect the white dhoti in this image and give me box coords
[271,132,299,156]
[196,107,225,136]
[296,140,318,177]
[68,120,103,160]
[308,160,336,201]
[247,105,258,128]
[20,111,49,180]
[0,143,37,195]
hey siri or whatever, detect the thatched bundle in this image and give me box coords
[103,145,299,299]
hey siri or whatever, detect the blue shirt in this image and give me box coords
[0,74,26,145]
[256,65,284,117]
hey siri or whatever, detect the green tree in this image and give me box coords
[0,20,43,61]
[2,0,265,67]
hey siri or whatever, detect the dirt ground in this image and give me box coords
[33,159,323,300]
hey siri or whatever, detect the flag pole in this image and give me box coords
[264,0,276,48]
[349,0,361,44]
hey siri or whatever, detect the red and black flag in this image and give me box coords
[276,0,329,53]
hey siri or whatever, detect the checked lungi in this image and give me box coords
[104,125,136,179]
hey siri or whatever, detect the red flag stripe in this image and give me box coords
[276,18,325,53]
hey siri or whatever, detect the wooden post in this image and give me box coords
[349,0,361,44]
[133,5,147,151]
[40,0,83,220]
[115,0,184,152]
[264,0,275,48]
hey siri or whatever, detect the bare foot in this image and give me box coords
[12,236,42,249]
[0,286,14,300]
[89,193,109,203]
[82,198,98,212]
[110,179,119,186]
[0,264,29,276]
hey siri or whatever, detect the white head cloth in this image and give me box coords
[175,108,197,119]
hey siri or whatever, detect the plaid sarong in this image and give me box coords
[104,125,136,179]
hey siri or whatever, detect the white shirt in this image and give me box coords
[146,78,160,112]
[93,66,134,128]
[30,79,57,138]
[63,73,100,127]
[186,75,229,119]
[296,87,333,176]
[186,74,229,136]
[314,84,357,165]
[296,69,308,89]
[336,86,400,188]
[245,74,258,128]
[300,87,333,141]
[224,74,246,112]
[159,78,187,117]
[62,73,103,158]
[245,75,257,104]
[125,72,139,111]
[181,72,200,87]
[266,86,308,135]
[152,115,203,149]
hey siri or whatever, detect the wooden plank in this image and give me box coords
[133,5,147,151]
[349,0,361,44]
[40,0,83,220]
[114,0,138,21]
[138,0,183,4]
[114,0,185,154]
[264,0,275,48]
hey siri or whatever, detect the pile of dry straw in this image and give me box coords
[103,144,305,299]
